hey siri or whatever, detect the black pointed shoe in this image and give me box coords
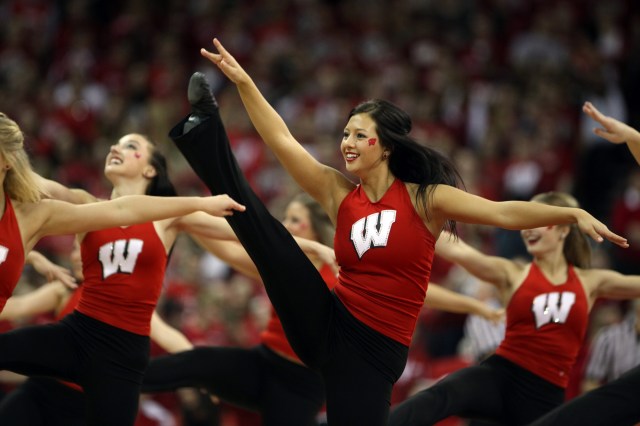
[183,72,218,134]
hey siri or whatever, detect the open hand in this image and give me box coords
[201,38,250,85]
[583,101,637,145]
[576,209,628,248]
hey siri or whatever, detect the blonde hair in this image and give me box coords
[0,113,41,203]
[530,192,591,269]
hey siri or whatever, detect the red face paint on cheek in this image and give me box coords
[367,138,377,146]
[134,153,141,159]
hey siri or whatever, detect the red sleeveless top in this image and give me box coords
[496,263,589,387]
[0,194,25,311]
[261,263,336,361]
[76,223,167,335]
[334,179,435,345]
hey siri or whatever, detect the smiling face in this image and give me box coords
[521,224,569,257]
[341,113,388,177]
[282,201,317,241]
[104,133,156,181]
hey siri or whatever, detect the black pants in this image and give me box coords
[528,364,640,426]
[0,377,85,426]
[0,311,149,426]
[142,344,324,426]
[388,355,564,426]
[169,112,408,426]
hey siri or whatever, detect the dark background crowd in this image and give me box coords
[2,0,640,425]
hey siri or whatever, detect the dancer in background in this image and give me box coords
[0,121,245,425]
[389,190,640,425]
[527,103,640,426]
[0,112,244,314]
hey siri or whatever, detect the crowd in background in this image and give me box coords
[2,0,640,424]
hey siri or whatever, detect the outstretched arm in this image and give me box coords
[588,269,640,300]
[431,185,628,247]
[200,38,355,217]
[25,251,77,289]
[150,311,193,353]
[31,172,98,204]
[0,281,68,321]
[435,232,514,289]
[28,194,245,249]
[425,283,504,323]
[583,101,640,165]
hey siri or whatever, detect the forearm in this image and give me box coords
[150,313,194,353]
[425,284,482,315]
[627,138,640,165]
[495,201,579,230]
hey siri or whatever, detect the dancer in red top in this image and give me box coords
[0,124,247,425]
[142,192,503,426]
[388,191,640,426]
[0,241,194,426]
[161,47,625,424]
[526,104,640,426]
[0,112,244,314]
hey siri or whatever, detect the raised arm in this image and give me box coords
[425,283,504,323]
[200,38,355,215]
[25,194,245,250]
[150,311,193,353]
[0,281,68,321]
[431,185,628,247]
[31,172,98,204]
[583,101,640,165]
[435,232,514,290]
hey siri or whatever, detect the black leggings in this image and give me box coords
[528,364,640,426]
[0,377,84,426]
[142,344,324,426]
[388,355,564,426]
[0,311,149,426]
[169,111,408,426]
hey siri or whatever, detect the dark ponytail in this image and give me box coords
[349,99,463,235]
[144,137,178,197]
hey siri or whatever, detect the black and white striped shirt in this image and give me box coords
[585,314,640,383]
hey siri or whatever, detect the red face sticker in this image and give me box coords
[367,138,377,146]
[134,153,141,159]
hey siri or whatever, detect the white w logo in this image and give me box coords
[0,245,8,266]
[531,292,576,329]
[351,210,397,259]
[98,239,144,279]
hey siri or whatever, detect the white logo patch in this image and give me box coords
[351,210,397,259]
[531,291,576,329]
[98,239,144,279]
[0,245,8,266]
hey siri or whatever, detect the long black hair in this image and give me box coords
[143,136,178,197]
[349,99,463,235]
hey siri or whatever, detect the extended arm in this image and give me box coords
[28,194,245,248]
[435,232,514,289]
[31,172,98,204]
[588,269,640,300]
[425,283,504,322]
[431,185,628,247]
[0,281,68,321]
[200,38,355,215]
[25,251,77,288]
[150,311,193,353]
[583,101,640,165]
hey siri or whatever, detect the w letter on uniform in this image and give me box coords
[98,239,144,279]
[532,292,576,329]
[351,210,396,259]
[0,245,8,265]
